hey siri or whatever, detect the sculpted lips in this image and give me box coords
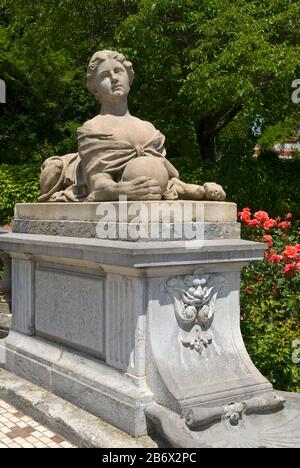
[112,85,123,91]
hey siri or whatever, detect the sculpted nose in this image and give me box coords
[111,73,118,84]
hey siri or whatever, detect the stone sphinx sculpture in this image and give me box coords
[39,50,226,203]
[4,48,299,450]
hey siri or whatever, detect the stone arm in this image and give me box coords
[87,173,162,202]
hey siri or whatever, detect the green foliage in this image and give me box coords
[117,0,300,160]
[0,0,133,164]
[0,0,299,397]
[173,155,300,219]
[1,0,300,163]
[0,163,40,224]
[241,261,300,392]
[259,115,300,150]
[238,215,300,392]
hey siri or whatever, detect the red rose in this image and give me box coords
[238,208,252,222]
[263,219,277,230]
[263,234,273,247]
[265,241,274,247]
[286,213,293,219]
[254,211,269,223]
[247,219,260,227]
[239,212,251,222]
[264,251,271,260]
[283,246,299,261]
[283,263,297,277]
[268,254,283,263]
[278,221,291,229]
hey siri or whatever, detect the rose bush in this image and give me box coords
[239,209,300,392]
[238,208,300,278]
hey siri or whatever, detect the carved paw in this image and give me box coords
[203,183,226,201]
[190,184,206,200]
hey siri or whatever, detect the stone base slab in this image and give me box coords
[13,201,240,241]
[1,364,299,448]
[0,368,157,448]
[0,331,153,437]
[14,201,238,223]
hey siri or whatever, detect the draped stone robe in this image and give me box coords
[39,121,180,202]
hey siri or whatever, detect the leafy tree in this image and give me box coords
[0,0,137,163]
[1,0,300,163]
[117,0,300,160]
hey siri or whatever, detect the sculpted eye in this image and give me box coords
[114,68,124,74]
[100,71,109,79]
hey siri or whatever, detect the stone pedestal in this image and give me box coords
[0,202,299,447]
[13,201,240,241]
[0,249,11,339]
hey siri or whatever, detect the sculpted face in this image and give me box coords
[95,58,130,102]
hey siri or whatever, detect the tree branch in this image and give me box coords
[215,103,243,133]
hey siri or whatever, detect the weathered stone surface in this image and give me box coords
[0,231,267,438]
[11,257,35,336]
[13,219,241,241]
[0,303,10,315]
[0,368,157,448]
[1,219,299,447]
[1,331,153,437]
[35,264,105,357]
[146,395,300,448]
[13,201,240,240]
[0,232,266,270]
[15,201,237,223]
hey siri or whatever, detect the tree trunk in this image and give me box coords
[196,119,217,162]
[195,103,243,162]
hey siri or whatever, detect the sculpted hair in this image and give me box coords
[86,50,135,98]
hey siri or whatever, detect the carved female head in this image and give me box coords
[86,50,135,102]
